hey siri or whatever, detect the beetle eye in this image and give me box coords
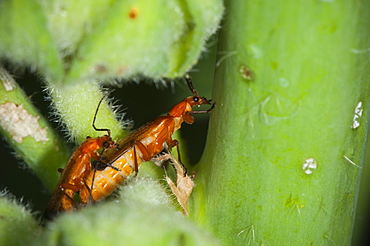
[193,96,199,102]
[103,141,110,148]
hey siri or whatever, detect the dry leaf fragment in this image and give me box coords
[155,153,194,215]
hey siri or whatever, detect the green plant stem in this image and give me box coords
[48,81,128,144]
[190,1,370,245]
[0,67,70,191]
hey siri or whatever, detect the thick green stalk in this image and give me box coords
[190,1,370,245]
[0,1,225,245]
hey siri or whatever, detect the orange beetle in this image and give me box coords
[80,75,215,202]
[44,93,115,218]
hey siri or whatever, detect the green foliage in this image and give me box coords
[1,0,369,245]
[41,179,222,246]
[0,0,64,81]
[0,192,40,246]
[0,0,223,85]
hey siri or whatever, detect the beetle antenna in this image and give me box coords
[92,89,115,136]
[185,74,199,97]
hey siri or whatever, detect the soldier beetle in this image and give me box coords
[80,75,215,202]
[44,91,116,218]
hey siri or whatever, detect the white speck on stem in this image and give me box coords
[302,158,317,175]
[351,101,363,129]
